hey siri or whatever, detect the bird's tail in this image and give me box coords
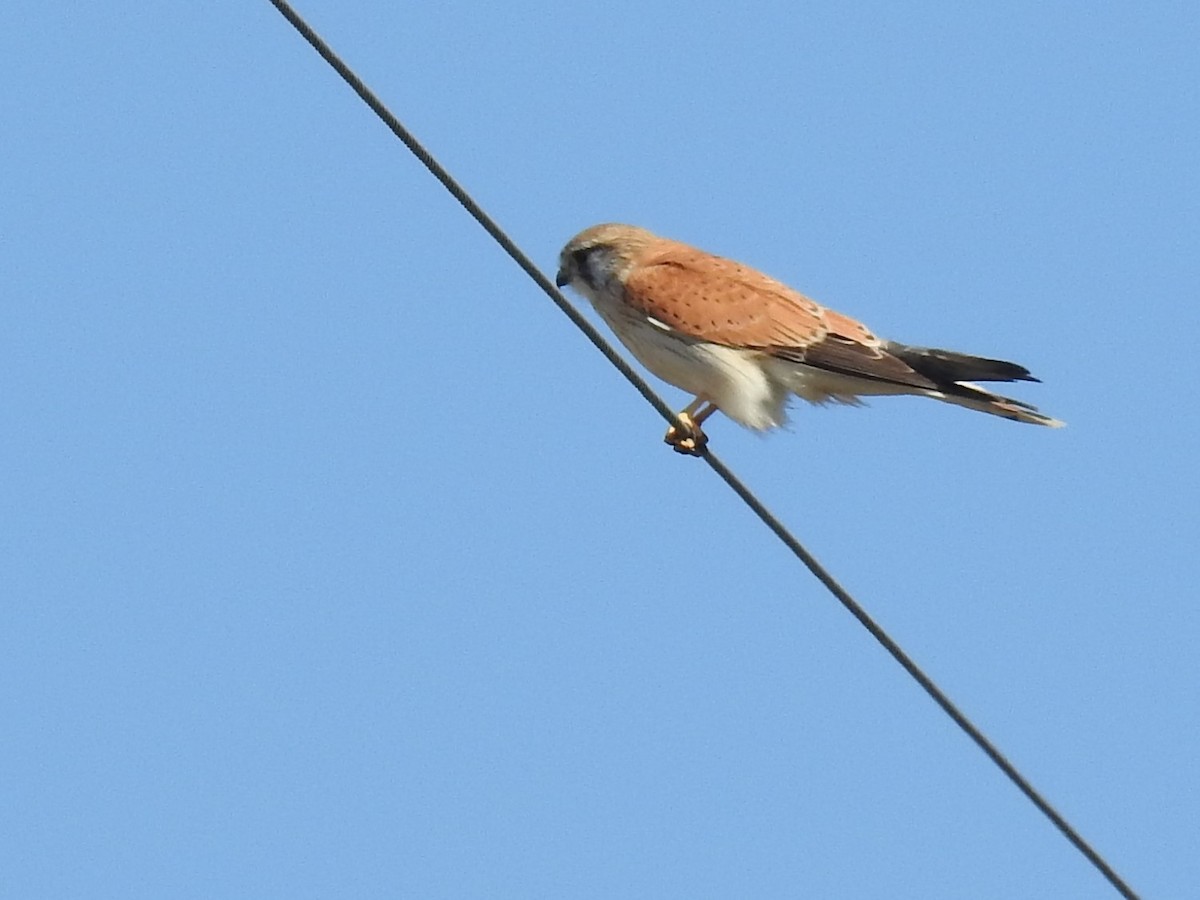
[938,382,1065,427]
[883,341,1065,428]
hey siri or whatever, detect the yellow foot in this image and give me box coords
[663,413,708,456]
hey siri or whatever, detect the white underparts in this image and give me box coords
[574,279,1062,430]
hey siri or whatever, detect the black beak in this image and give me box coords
[554,269,569,288]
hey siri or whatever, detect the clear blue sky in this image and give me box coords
[3,2,1197,897]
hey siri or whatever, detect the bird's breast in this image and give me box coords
[586,291,748,400]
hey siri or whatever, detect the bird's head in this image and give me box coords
[555,223,659,293]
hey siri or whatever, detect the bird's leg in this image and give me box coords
[664,398,717,456]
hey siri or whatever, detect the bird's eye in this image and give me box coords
[571,248,596,287]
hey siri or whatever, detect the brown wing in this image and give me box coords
[621,243,937,390]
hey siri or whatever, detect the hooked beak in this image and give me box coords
[554,268,569,288]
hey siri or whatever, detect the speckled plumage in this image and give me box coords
[555,223,1062,444]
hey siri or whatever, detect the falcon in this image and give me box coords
[555,223,1063,455]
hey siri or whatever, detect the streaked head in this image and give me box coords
[555,223,660,292]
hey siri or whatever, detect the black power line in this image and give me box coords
[263,3,1139,897]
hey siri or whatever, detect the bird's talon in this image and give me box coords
[664,415,708,456]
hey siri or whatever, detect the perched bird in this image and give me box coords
[555,223,1063,454]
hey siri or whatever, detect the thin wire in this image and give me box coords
[263,3,1138,897]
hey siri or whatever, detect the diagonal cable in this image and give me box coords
[263,3,1138,897]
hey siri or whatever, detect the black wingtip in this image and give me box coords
[883,341,1040,385]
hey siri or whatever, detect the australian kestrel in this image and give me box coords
[555,223,1062,454]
